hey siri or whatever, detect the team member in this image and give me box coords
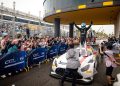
[60,40,80,86]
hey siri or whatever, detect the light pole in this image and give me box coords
[28,11,30,24]
[1,2,3,20]
[13,1,16,38]
[38,11,41,35]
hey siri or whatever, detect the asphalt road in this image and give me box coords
[0,59,120,86]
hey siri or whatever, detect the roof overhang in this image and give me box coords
[44,6,120,25]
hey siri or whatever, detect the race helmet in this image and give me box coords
[81,22,86,29]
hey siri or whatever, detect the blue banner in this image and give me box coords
[28,48,47,66]
[58,44,68,55]
[47,45,58,59]
[0,51,26,75]
[0,44,68,75]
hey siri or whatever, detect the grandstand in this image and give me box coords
[0,5,53,26]
[0,5,54,37]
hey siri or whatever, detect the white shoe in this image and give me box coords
[11,84,15,86]
[113,73,120,86]
[8,73,12,75]
[1,75,6,78]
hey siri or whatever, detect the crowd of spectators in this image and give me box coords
[99,36,120,57]
[0,22,25,38]
[0,23,12,36]
[0,32,80,55]
[99,36,120,86]
[108,36,120,43]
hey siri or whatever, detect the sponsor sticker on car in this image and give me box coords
[85,70,92,74]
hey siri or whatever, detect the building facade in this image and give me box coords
[43,0,120,37]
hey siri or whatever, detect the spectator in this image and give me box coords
[103,43,120,86]
[39,38,48,48]
[0,33,80,54]
[0,33,10,55]
[26,28,30,39]
[99,42,106,62]
[113,41,120,55]
[8,33,23,53]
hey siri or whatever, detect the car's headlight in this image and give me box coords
[81,65,90,72]
[54,60,58,67]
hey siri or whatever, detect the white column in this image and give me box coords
[1,2,3,20]
[38,11,41,34]
[115,12,120,38]
[13,1,16,38]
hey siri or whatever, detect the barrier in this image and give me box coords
[28,48,47,66]
[58,44,68,55]
[0,43,68,76]
[0,51,27,75]
[47,45,58,59]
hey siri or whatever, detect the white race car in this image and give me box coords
[50,46,98,84]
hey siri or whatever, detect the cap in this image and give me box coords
[2,32,8,37]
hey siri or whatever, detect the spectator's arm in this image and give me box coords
[115,61,120,66]
[20,45,25,51]
[46,42,48,46]
[99,45,103,54]
[1,41,5,49]
[114,57,120,66]
[1,44,5,49]
[115,57,120,60]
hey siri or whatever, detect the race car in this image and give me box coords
[50,45,98,84]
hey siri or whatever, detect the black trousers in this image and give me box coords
[81,36,86,46]
[61,68,78,86]
[106,66,113,76]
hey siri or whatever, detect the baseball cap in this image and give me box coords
[2,32,8,37]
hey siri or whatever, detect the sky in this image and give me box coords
[0,0,44,17]
[0,0,114,35]
[92,25,114,35]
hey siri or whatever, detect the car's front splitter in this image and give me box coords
[50,71,93,85]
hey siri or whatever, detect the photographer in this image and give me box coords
[103,43,120,86]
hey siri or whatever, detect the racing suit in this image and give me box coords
[74,22,93,45]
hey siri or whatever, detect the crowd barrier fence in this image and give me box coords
[0,51,27,75]
[0,44,68,75]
